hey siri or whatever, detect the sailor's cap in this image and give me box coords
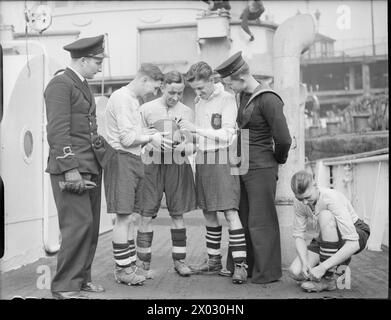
[63,35,108,59]
[214,51,246,78]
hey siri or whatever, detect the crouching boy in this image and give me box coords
[288,170,370,292]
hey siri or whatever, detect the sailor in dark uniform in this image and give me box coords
[44,35,111,299]
[215,52,292,284]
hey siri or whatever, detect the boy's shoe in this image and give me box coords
[114,266,146,286]
[232,262,248,284]
[288,272,309,284]
[135,260,154,279]
[136,260,151,271]
[174,259,193,277]
[190,255,222,275]
[301,277,337,292]
[218,269,232,277]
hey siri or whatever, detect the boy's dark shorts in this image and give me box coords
[141,162,196,218]
[308,219,370,264]
[195,149,240,212]
[104,150,144,214]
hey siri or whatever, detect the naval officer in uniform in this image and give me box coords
[44,35,111,299]
[215,52,292,284]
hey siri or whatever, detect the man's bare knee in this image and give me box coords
[224,209,239,223]
[171,215,185,228]
[140,216,153,227]
[203,211,219,226]
[288,259,301,279]
[116,214,134,226]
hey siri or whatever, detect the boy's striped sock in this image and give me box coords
[171,228,187,261]
[228,228,247,264]
[136,231,153,264]
[128,239,137,265]
[113,242,132,268]
[319,241,339,278]
[206,225,222,258]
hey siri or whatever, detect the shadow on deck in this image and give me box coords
[0,209,389,300]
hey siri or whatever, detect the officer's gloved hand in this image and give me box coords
[60,169,96,194]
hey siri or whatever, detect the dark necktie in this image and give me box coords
[83,79,89,89]
[82,79,92,101]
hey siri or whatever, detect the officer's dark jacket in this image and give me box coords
[236,85,292,169]
[44,68,101,175]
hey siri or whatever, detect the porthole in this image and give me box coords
[20,127,33,164]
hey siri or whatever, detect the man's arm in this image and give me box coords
[179,95,236,144]
[292,202,310,277]
[115,100,155,147]
[44,78,79,173]
[45,78,90,193]
[138,104,173,150]
[260,93,292,164]
[321,240,359,271]
[295,238,310,278]
[310,240,359,281]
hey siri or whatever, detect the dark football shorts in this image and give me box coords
[141,162,196,217]
[104,150,144,214]
[308,218,370,264]
[195,149,240,212]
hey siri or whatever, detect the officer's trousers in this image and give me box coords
[50,172,102,292]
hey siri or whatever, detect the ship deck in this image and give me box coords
[0,209,388,300]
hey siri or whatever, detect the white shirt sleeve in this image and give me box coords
[114,94,142,147]
[139,104,149,128]
[221,94,237,135]
[292,201,308,240]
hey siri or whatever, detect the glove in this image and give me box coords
[59,180,97,194]
[60,169,97,194]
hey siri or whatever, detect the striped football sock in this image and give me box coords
[171,228,187,261]
[229,228,247,264]
[113,242,132,268]
[136,231,153,264]
[319,241,339,278]
[206,226,222,258]
[128,239,137,265]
